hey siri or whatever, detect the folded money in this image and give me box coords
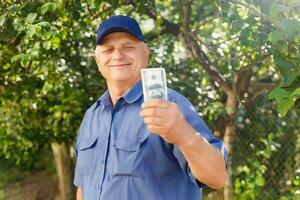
[141,68,168,102]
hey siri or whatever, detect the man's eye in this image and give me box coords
[123,46,135,49]
[102,49,113,53]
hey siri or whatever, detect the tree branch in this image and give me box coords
[182,0,192,33]
[185,33,233,94]
[243,81,277,105]
[228,0,283,30]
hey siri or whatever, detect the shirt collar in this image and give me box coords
[93,79,143,111]
[123,79,143,104]
[93,90,111,111]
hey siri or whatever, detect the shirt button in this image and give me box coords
[101,160,104,164]
[96,184,100,189]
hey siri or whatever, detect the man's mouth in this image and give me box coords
[110,63,131,67]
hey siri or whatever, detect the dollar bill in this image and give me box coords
[141,68,168,102]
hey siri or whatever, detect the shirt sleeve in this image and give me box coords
[172,98,228,188]
[73,135,83,189]
[73,110,90,189]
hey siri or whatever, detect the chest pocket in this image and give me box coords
[76,136,98,175]
[111,135,149,178]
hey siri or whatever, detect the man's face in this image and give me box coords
[94,32,149,86]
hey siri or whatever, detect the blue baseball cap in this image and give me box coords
[96,15,145,45]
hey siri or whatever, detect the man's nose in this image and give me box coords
[112,49,124,60]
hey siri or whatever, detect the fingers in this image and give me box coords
[140,100,177,117]
[146,125,165,134]
[140,107,165,117]
[142,99,169,109]
[143,116,163,126]
[140,100,181,136]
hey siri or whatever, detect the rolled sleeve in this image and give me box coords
[210,138,228,164]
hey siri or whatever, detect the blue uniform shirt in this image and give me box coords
[74,80,227,200]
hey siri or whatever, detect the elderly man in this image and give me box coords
[74,15,227,200]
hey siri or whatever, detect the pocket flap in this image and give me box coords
[114,135,149,152]
[114,138,139,151]
[77,136,98,150]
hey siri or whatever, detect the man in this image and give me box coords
[74,15,227,200]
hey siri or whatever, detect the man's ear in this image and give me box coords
[146,46,150,57]
[93,54,98,65]
[94,46,100,66]
[93,53,101,73]
[142,43,150,59]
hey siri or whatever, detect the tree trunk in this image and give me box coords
[51,142,75,200]
[223,93,238,200]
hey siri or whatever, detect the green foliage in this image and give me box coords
[233,95,300,199]
[234,133,279,199]
[217,0,300,116]
[0,0,105,166]
[0,1,299,199]
[269,88,295,116]
[264,1,300,116]
[278,169,300,200]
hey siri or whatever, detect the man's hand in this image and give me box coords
[139,99,194,145]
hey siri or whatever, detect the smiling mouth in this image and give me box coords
[110,63,131,67]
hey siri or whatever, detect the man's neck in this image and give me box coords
[107,80,139,106]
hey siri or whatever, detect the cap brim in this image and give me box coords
[96,27,143,45]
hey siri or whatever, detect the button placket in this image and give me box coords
[97,111,113,196]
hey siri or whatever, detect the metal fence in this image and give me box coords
[231,94,300,199]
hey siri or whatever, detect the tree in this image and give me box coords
[0,0,299,199]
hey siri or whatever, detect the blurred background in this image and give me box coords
[0,0,299,199]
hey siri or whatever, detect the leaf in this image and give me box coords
[40,2,58,15]
[12,54,27,62]
[269,3,288,18]
[293,179,299,186]
[0,15,6,26]
[43,41,51,50]
[280,18,300,40]
[292,88,300,97]
[255,176,265,187]
[276,98,295,116]
[245,15,256,25]
[269,88,290,100]
[274,55,295,74]
[281,72,300,86]
[43,32,53,40]
[21,59,30,68]
[26,13,37,24]
[87,0,95,4]
[51,36,61,48]
[241,190,255,199]
[241,28,250,39]
[37,21,51,27]
[268,31,285,44]
[231,21,243,33]
[26,25,37,37]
